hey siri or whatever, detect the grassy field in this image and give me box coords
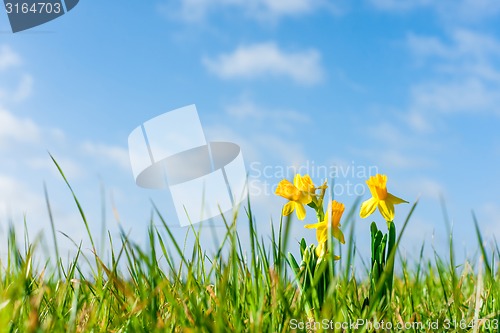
[0,167,499,332]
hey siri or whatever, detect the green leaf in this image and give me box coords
[300,238,307,255]
[287,252,300,275]
[313,259,329,287]
[379,233,388,266]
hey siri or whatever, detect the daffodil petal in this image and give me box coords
[293,174,302,188]
[295,203,306,220]
[360,197,377,218]
[366,184,378,200]
[275,179,300,201]
[386,193,408,205]
[316,226,328,243]
[298,192,312,205]
[275,179,291,195]
[315,241,326,257]
[282,201,295,216]
[304,222,325,229]
[378,200,395,221]
[332,227,345,244]
[299,174,313,189]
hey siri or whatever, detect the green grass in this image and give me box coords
[0,164,499,332]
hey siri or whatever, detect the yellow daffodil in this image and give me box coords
[359,174,408,221]
[305,200,345,256]
[294,173,316,194]
[275,174,314,220]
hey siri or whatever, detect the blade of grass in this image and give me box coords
[472,210,492,278]
[49,153,99,272]
[43,182,62,279]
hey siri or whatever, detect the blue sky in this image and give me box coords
[1,1,500,267]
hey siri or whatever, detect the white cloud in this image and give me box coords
[403,177,445,200]
[0,107,40,148]
[28,156,84,180]
[400,215,438,244]
[255,133,307,166]
[0,174,46,229]
[82,142,131,170]
[406,30,500,131]
[203,42,324,85]
[442,0,500,22]
[408,34,451,59]
[205,122,308,166]
[204,123,260,162]
[0,172,99,262]
[360,120,439,170]
[225,97,310,125]
[367,122,413,148]
[373,150,433,169]
[478,202,500,242]
[370,0,500,22]
[370,0,431,11]
[0,45,21,71]
[0,74,34,103]
[160,0,339,22]
[11,74,34,102]
[225,99,263,119]
[206,99,310,169]
[259,0,317,16]
[0,46,130,261]
[411,79,500,115]
[0,45,33,103]
[408,30,500,79]
[405,110,432,132]
[355,31,500,171]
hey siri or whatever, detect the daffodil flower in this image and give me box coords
[275,174,314,220]
[305,200,345,256]
[359,174,408,221]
